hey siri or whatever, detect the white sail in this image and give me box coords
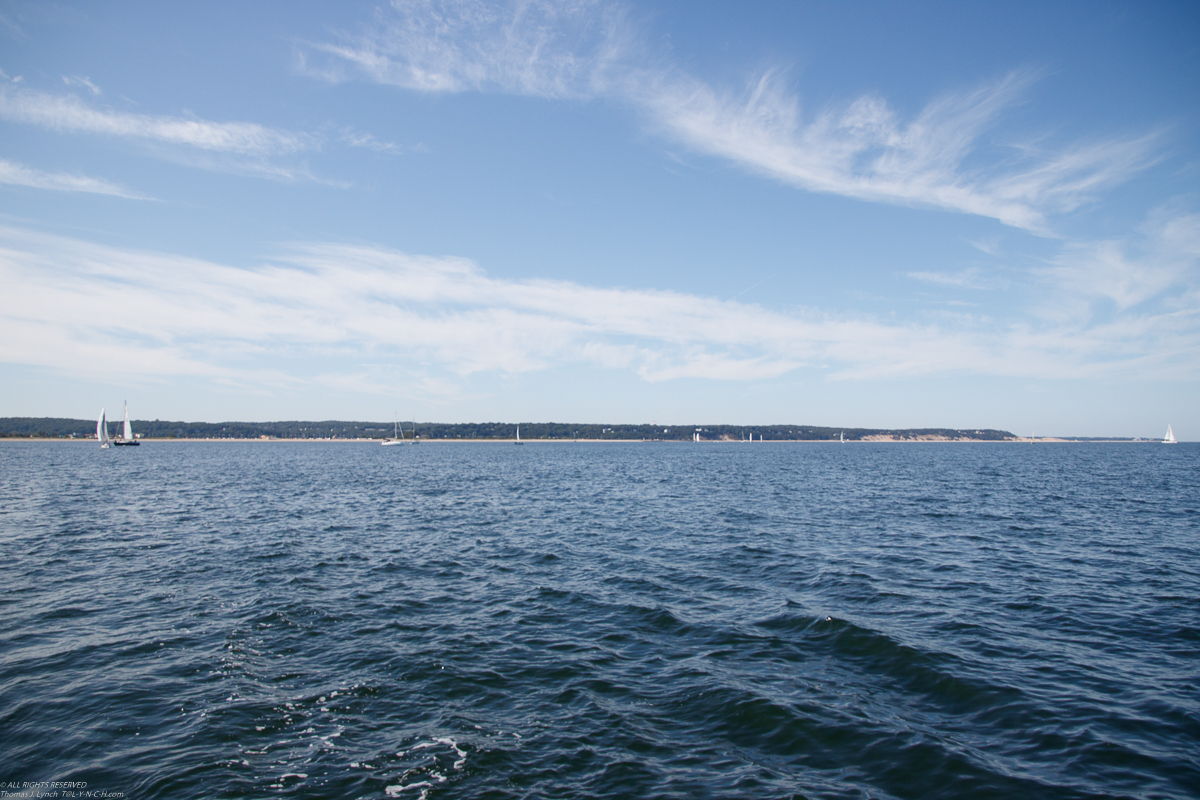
[97,409,110,448]
[1164,425,1177,444]
[123,402,134,441]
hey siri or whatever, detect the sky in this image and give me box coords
[0,0,1197,437]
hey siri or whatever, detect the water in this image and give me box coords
[1,441,1197,799]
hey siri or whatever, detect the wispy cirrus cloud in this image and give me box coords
[0,84,416,180]
[0,157,149,198]
[638,70,1158,233]
[62,75,101,95]
[0,85,315,156]
[337,127,407,154]
[299,0,631,97]
[1,226,1196,395]
[1040,210,1200,312]
[906,267,999,290]
[301,0,1158,233]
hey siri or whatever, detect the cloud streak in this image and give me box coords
[638,70,1157,233]
[1,227,1196,397]
[62,75,101,95]
[0,158,149,198]
[299,0,630,97]
[1041,211,1200,312]
[303,0,1158,233]
[0,86,315,156]
[906,267,998,290]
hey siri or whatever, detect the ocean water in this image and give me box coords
[1,440,1197,800]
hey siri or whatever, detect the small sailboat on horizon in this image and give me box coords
[383,415,419,445]
[113,401,140,446]
[97,409,111,449]
[1164,425,1178,444]
[515,424,524,445]
[382,416,404,445]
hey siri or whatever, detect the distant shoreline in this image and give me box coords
[0,417,1176,442]
[1,436,1170,444]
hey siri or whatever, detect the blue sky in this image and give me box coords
[1,0,1197,436]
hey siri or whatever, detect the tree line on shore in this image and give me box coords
[0,417,1016,441]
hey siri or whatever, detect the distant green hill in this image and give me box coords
[0,417,1015,441]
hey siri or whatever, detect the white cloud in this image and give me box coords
[966,236,1002,256]
[1,227,1196,397]
[0,158,149,198]
[1042,211,1200,311]
[0,85,409,180]
[637,71,1156,233]
[299,0,631,97]
[338,128,404,154]
[0,86,315,156]
[303,0,1158,233]
[906,267,1001,290]
[62,75,101,95]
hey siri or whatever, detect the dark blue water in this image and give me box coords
[1,441,1197,799]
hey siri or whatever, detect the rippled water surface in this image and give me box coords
[1,441,1198,799]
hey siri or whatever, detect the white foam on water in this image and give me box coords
[433,738,467,770]
[388,736,470,795]
[385,781,432,798]
[317,729,342,747]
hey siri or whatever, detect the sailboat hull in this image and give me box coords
[113,440,140,446]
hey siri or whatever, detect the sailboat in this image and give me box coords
[382,417,404,445]
[515,424,523,445]
[97,408,111,449]
[114,401,140,446]
[1164,425,1178,444]
[840,431,845,443]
